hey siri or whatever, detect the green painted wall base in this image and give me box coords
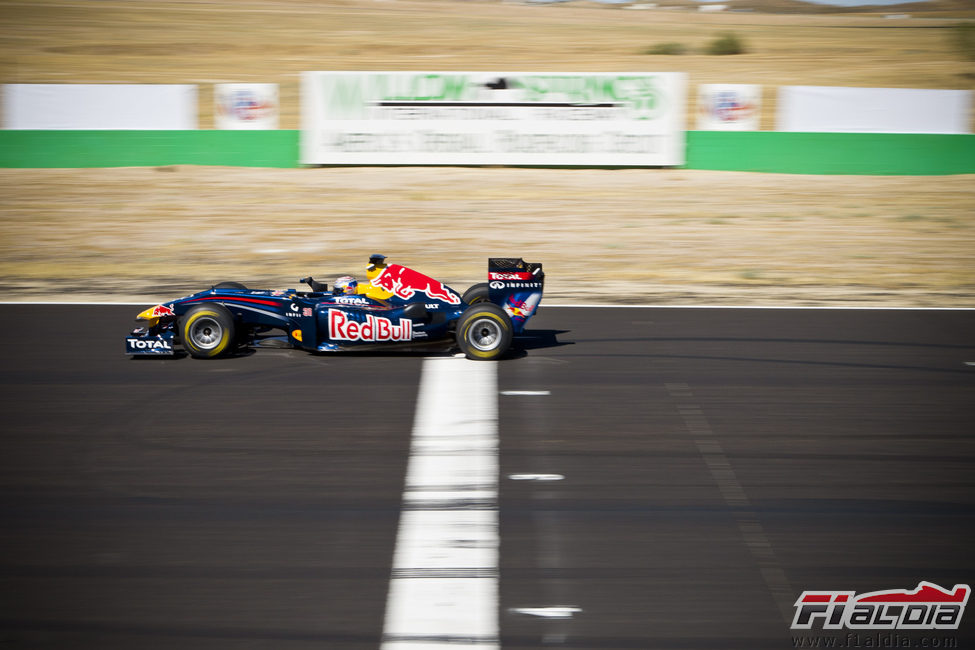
[685,131,975,176]
[1,130,972,175]
[0,130,299,168]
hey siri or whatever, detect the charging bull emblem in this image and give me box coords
[503,292,541,326]
[370,264,461,305]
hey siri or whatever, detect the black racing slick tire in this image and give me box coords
[461,282,490,305]
[455,303,513,361]
[180,304,236,359]
[214,281,248,290]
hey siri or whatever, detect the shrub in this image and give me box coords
[644,42,688,55]
[952,23,975,62]
[706,32,747,55]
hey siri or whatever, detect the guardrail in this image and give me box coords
[1,130,972,175]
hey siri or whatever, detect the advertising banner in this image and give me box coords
[2,84,197,130]
[214,83,279,129]
[697,84,760,131]
[300,71,687,166]
[776,86,971,134]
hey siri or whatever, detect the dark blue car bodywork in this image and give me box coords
[126,257,544,360]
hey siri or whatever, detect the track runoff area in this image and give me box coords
[0,303,973,648]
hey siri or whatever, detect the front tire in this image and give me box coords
[455,303,513,361]
[180,304,236,359]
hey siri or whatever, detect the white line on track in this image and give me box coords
[500,390,551,396]
[509,607,581,619]
[381,357,499,650]
[508,473,564,482]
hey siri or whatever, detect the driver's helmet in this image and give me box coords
[334,276,358,295]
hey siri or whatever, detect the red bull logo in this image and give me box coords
[219,90,275,122]
[506,299,531,320]
[150,304,176,318]
[328,309,413,342]
[503,292,541,323]
[370,264,461,305]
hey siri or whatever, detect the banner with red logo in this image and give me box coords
[214,83,279,130]
[697,84,760,131]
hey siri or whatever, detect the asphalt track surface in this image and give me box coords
[1,304,973,649]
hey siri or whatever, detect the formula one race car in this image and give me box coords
[126,256,543,361]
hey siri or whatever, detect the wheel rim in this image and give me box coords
[468,317,501,352]
[189,317,223,350]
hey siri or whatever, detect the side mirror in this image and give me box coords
[300,277,328,293]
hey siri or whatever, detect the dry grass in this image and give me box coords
[1,167,972,306]
[0,0,973,306]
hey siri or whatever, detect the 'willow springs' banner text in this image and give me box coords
[300,71,687,166]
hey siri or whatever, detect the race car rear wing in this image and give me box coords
[487,258,544,333]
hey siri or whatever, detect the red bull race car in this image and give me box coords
[125,256,544,361]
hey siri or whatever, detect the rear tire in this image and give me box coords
[214,281,248,290]
[461,282,490,305]
[455,303,512,361]
[180,304,236,359]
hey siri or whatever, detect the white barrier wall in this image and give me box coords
[697,84,760,131]
[2,84,197,130]
[301,71,687,166]
[776,86,971,134]
[214,83,279,129]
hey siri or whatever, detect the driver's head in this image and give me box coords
[333,276,358,295]
[366,254,387,281]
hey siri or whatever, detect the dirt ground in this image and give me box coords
[1,0,973,307]
[1,166,972,306]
